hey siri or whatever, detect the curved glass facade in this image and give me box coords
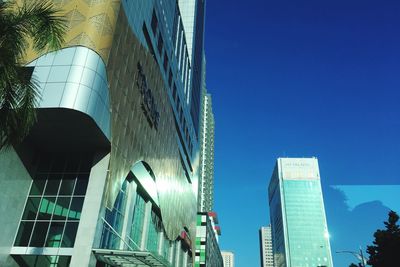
[28,46,111,139]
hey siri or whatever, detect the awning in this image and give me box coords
[93,249,171,267]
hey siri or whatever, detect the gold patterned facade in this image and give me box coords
[23,0,120,64]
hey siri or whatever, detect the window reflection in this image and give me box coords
[46,222,65,247]
[22,197,41,220]
[37,197,56,220]
[14,155,90,248]
[62,222,78,247]
[30,222,50,247]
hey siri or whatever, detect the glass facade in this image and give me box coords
[101,180,129,249]
[13,255,71,267]
[98,175,188,266]
[283,180,332,267]
[29,46,111,139]
[129,191,146,248]
[269,158,333,267]
[121,0,197,158]
[14,156,90,249]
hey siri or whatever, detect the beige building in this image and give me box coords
[260,226,274,267]
[221,251,235,267]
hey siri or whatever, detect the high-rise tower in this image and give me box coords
[260,225,274,267]
[268,158,333,267]
[198,86,215,212]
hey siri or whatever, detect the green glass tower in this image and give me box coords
[268,158,333,267]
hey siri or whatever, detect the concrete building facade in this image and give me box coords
[260,225,274,267]
[268,158,333,267]
[0,0,207,266]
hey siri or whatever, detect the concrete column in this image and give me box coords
[182,250,188,267]
[175,240,181,267]
[70,153,110,267]
[0,148,32,267]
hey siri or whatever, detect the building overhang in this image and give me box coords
[93,249,171,267]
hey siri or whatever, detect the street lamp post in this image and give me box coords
[336,247,367,267]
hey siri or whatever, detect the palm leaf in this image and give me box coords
[0,0,66,150]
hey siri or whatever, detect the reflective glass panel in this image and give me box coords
[61,222,78,247]
[44,179,61,195]
[29,179,46,195]
[53,197,71,220]
[37,197,56,220]
[46,222,65,247]
[68,197,84,220]
[59,178,76,195]
[30,222,50,247]
[22,197,41,220]
[74,178,88,195]
[14,222,34,246]
[15,255,71,267]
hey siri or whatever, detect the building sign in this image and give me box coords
[136,62,160,129]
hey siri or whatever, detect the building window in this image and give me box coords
[100,180,129,249]
[14,156,90,248]
[168,70,173,87]
[151,9,158,34]
[163,51,169,72]
[129,192,146,247]
[147,209,162,253]
[13,255,71,267]
[172,83,177,101]
[179,107,183,126]
[157,34,164,55]
[142,23,156,58]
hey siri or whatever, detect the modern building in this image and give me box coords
[259,225,274,267]
[198,85,215,212]
[194,212,222,267]
[221,251,234,267]
[0,0,207,266]
[268,158,333,267]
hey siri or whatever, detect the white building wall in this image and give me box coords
[260,226,274,267]
[221,251,234,267]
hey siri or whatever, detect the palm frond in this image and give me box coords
[17,0,67,52]
[0,66,39,150]
[0,0,66,150]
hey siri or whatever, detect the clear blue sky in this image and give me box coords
[204,0,400,266]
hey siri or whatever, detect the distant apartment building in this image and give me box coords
[221,251,235,267]
[198,86,215,212]
[260,225,274,267]
[268,158,333,267]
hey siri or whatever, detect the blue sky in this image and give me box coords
[204,0,400,266]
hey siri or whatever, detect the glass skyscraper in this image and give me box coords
[268,158,333,267]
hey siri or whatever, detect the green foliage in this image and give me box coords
[0,0,66,149]
[366,210,400,267]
